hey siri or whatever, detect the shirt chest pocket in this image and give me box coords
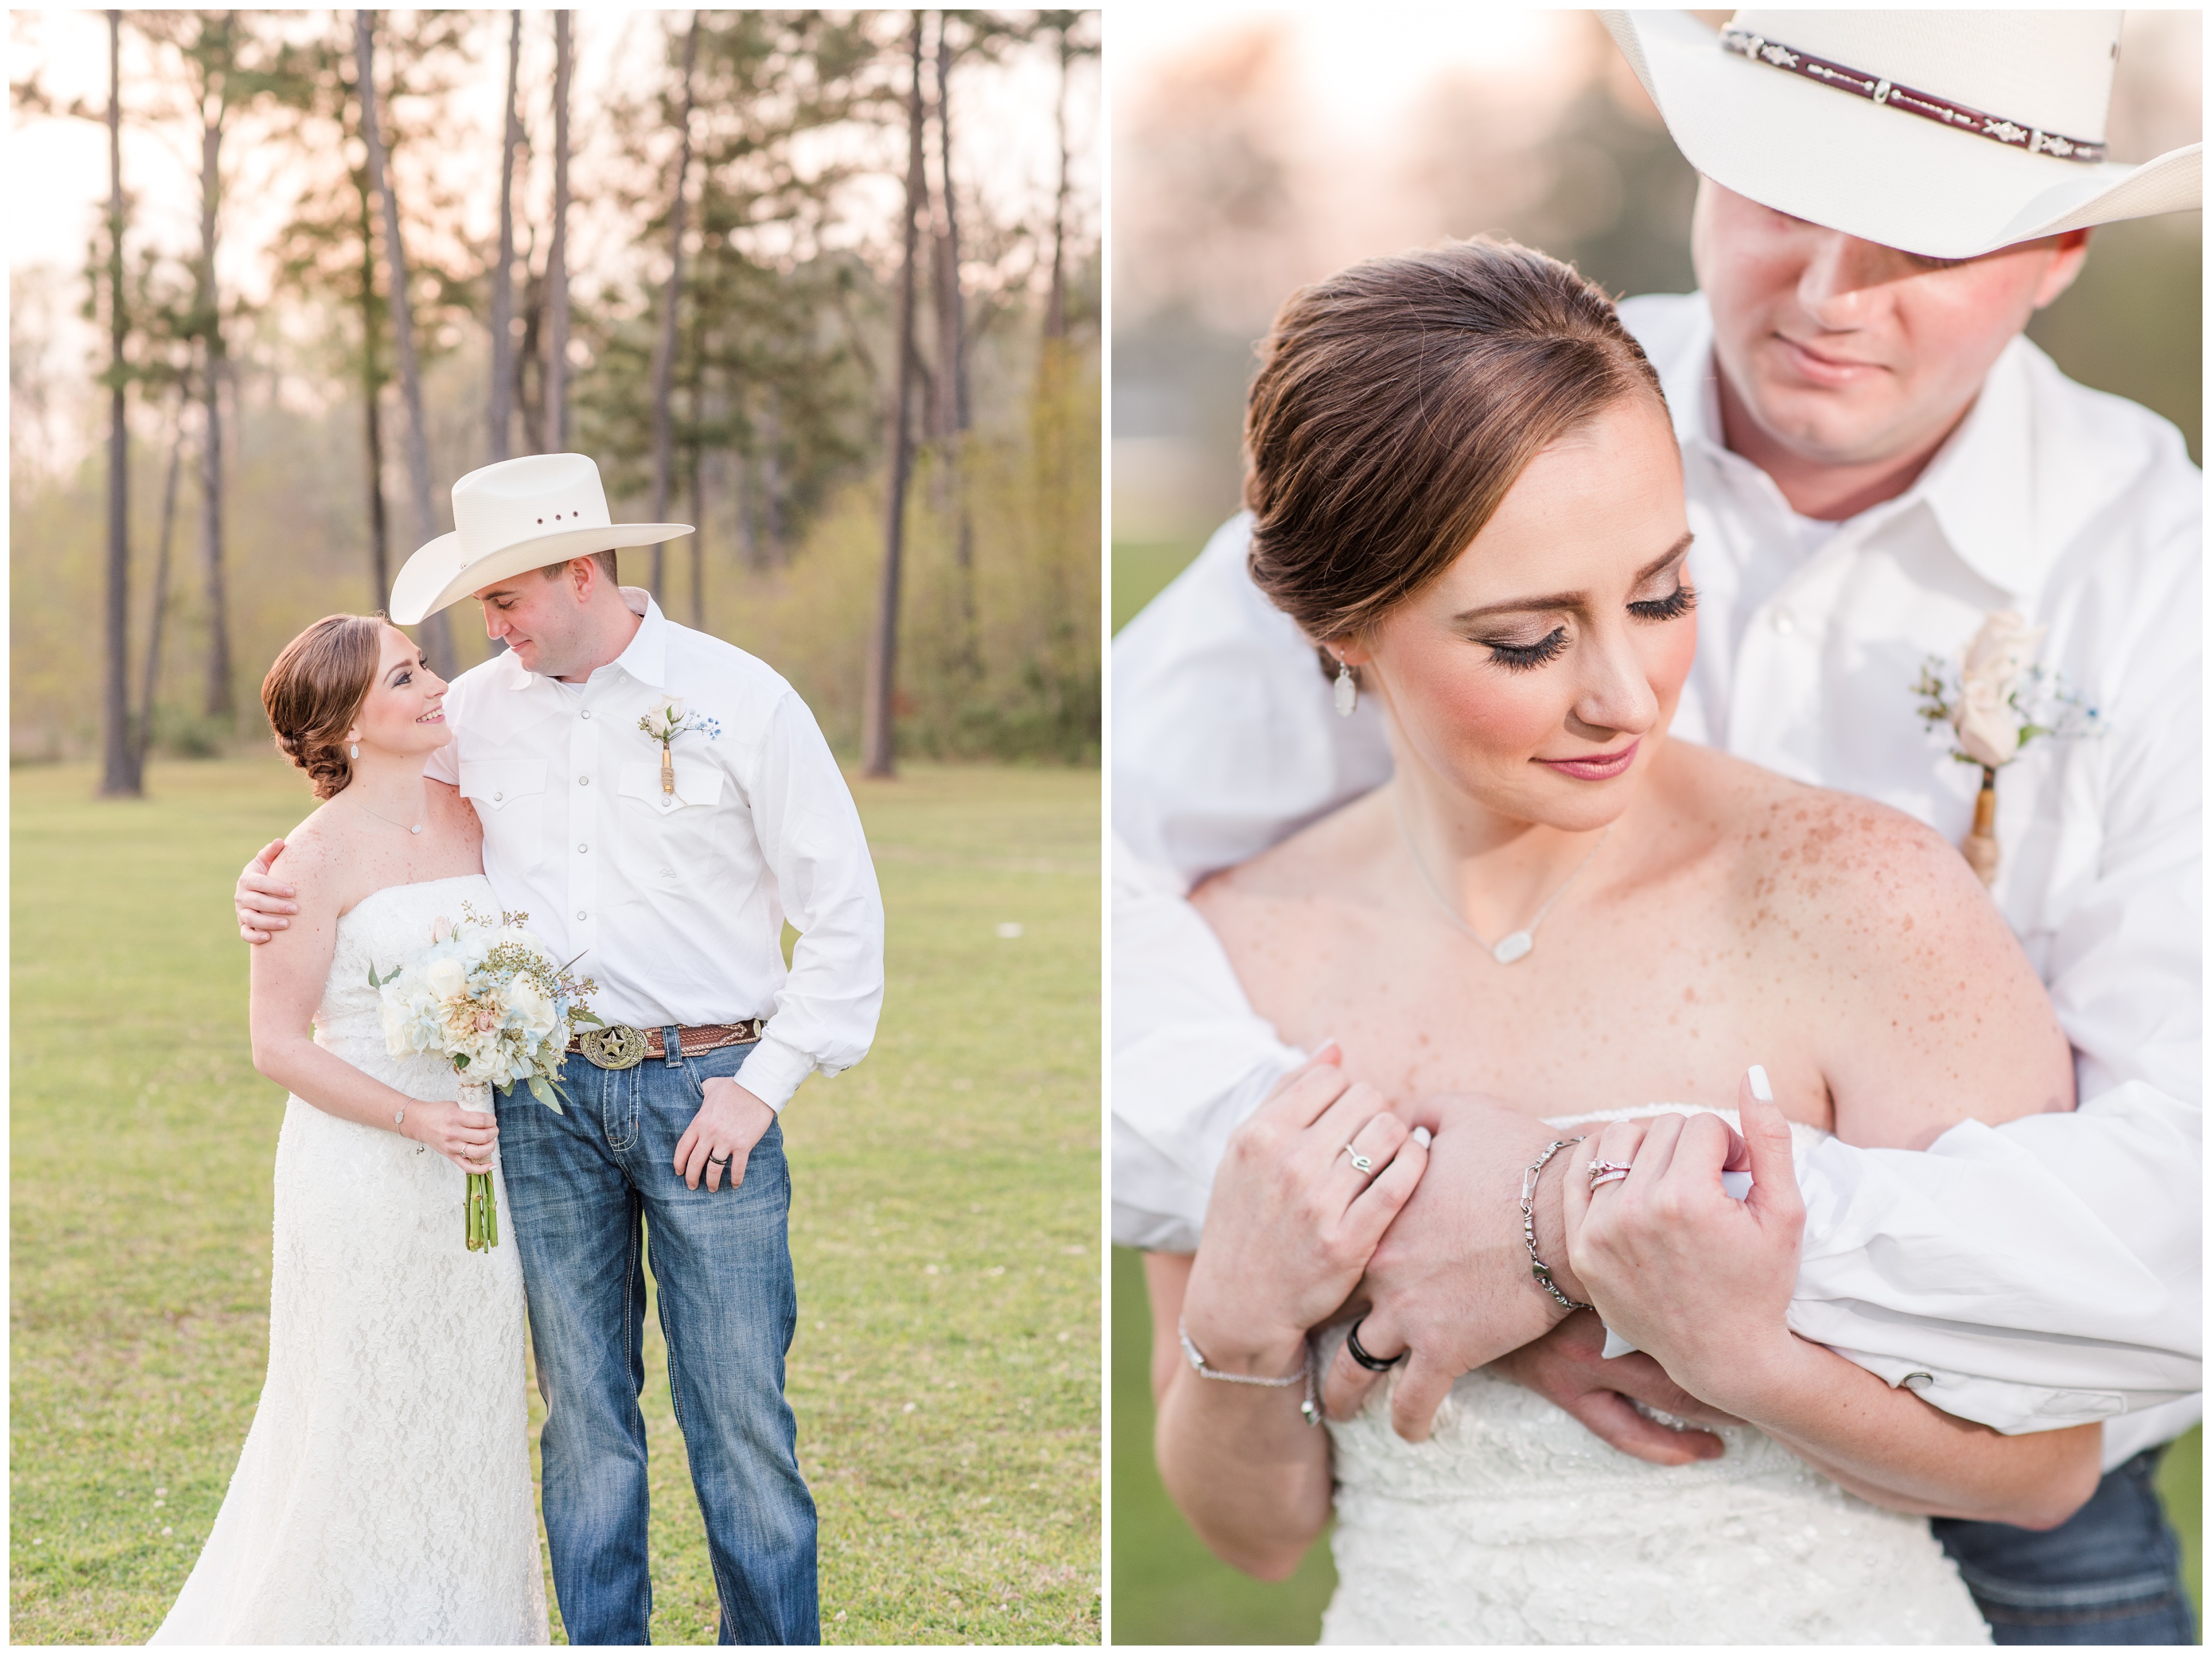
[459,759,549,870]
[617,759,727,888]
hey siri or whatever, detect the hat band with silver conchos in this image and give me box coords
[1720,26,2107,164]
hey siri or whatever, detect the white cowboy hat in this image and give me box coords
[389,453,692,625]
[1601,11,2202,261]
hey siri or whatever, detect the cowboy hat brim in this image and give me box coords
[1603,11,2202,261]
[390,522,695,626]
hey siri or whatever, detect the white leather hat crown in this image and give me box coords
[1602,11,2201,260]
[389,453,692,625]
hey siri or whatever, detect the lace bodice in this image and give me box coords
[154,876,547,1644]
[1318,1104,1990,1646]
[313,874,488,1097]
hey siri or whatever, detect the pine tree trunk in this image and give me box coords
[197,107,233,721]
[545,11,572,453]
[101,8,140,796]
[862,16,927,779]
[1044,21,1072,344]
[356,156,389,606]
[355,8,453,674]
[138,382,188,768]
[488,8,521,464]
[649,13,700,602]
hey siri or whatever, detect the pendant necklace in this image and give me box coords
[355,797,424,835]
[1393,783,1610,965]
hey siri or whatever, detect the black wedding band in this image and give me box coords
[1346,1317,1406,1372]
[707,1152,731,1166]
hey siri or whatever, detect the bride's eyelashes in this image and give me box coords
[1628,582,1697,623]
[1483,627,1570,672]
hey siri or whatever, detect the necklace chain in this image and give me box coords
[351,794,425,836]
[1392,782,1610,965]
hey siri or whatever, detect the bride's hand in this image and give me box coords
[1563,1068,1804,1412]
[1179,1046,1428,1379]
[402,1097,500,1176]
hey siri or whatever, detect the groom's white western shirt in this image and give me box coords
[425,590,884,1111]
[1112,293,2201,1467]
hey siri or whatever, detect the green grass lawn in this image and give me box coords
[1111,1238,2202,1643]
[10,755,1100,1644]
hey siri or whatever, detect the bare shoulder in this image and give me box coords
[267,805,349,905]
[427,775,482,852]
[1189,790,1390,921]
[1703,752,2074,1142]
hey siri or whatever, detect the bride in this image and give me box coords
[1142,240,2100,1644]
[154,616,547,1642]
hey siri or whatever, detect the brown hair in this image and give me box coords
[1243,238,1666,667]
[262,614,386,798]
[540,550,618,583]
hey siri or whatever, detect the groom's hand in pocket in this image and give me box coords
[1488,1311,1735,1465]
[675,1077,777,1192]
[1323,1092,1585,1443]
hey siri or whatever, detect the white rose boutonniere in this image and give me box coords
[1914,611,2100,886]
[638,695,722,797]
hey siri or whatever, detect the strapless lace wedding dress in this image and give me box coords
[154,875,549,1644]
[1319,1104,1990,1646]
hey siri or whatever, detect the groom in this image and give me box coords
[240,452,884,1643]
[1115,10,2199,1644]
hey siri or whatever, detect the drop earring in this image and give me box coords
[349,742,360,760]
[1333,657,1358,718]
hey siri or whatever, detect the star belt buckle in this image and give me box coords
[578,1023,650,1070]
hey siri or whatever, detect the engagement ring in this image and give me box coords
[1342,1145,1375,1175]
[1588,1159,1634,1187]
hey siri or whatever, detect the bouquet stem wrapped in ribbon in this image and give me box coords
[372,903,600,1251]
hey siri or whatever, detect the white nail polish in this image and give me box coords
[1412,1126,1433,1148]
[1747,1065,1773,1102]
[1313,1035,1340,1055]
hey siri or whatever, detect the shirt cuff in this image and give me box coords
[736,1035,815,1113]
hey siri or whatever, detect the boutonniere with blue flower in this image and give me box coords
[1912,611,2099,886]
[638,695,722,797]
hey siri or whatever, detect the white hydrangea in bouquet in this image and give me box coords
[372,903,602,1250]
[1914,611,2100,886]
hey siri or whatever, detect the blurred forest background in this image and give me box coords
[1108,8,2201,1644]
[12,8,1101,778]
[1110,8,2202,630]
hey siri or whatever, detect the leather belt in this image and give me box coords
[567,1019,766,1070]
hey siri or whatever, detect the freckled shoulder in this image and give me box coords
[1190,789,1392,919]
[265,803,357,915]
[1705,750,2074,1139]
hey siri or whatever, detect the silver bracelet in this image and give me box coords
[1178,1316,1321,1426]
[1521,1137,1595,1313]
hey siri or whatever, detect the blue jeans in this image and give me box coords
[498,1034,818,1644]
[1933,1448,2196,1644]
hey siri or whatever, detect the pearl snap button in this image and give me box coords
[576,910,587,921]
[1771,608,1797,635]
[581,710,592,720]
[578,843,588,853]
[493,791,504,802]
[579,775,591,786]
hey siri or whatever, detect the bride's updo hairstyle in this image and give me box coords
[261,614,386,798]
[1244,237,1666,666]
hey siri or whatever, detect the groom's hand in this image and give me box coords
[1488,1311,1736,1465]
[676,1077,776,1193]
[236,840,295,943]
[1322,1093,1576,1443]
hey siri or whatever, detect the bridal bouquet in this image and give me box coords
[1913,611,2099,885]
[372,903,602,1251]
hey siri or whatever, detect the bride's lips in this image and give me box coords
[1536,738,1638,781]
[1774,334,1883,388]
